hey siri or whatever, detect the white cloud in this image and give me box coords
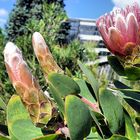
[112,0,140,8]
[0,8,8,17]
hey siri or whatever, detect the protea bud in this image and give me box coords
[32,32,63,81]
[4,42,54,125]
[97,3,140,80]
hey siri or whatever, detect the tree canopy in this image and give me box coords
[6,0,65,41]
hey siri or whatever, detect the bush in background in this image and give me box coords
[52,40,86,74]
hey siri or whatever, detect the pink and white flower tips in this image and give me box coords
[96,3,140,57]
[32,32,63,79]
[4,42,53,124]
[4,42,35,88]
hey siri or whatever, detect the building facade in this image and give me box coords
[68,18,102,43]
[68,18,112,78]
[68,18,110,63]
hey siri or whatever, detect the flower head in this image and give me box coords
[32,32,63,80]
[96,3,140,57]
[4,42,38,89]
[4,42,54,124]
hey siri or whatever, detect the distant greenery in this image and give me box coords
[26,2,68,48]
[6,0,65,41]
[0,28,13,103]
[52,40,86,74]
[0,28,12,124]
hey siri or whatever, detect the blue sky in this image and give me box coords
[0,0,138,28]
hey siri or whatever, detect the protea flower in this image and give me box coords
[96,3,140,57]
[96,3,140,80]
[4,42,54,124]
[32,32,63,81]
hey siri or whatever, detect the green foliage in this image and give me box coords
[99,88,124,133]
[48,73,80,98]
[48,73,80,115]
[0,29,13,101]
[75,79,96,103]
[47,62,131,139]
[78,60,99,99]
[0,28,13,124]
[124,113,137,139]
[27,2,67,48]
[48,82,65,115]
[4,95,62,140]
[7,95,43,140]
[52,40,85,73]
[82,41,98,62]
[65,95,92,140]
[0,97,6,111]
[6,0,65,41]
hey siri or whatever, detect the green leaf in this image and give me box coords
[48,73,80,97]
[75,79,96,103]
[99,88,124,133]
[7,95,43,140]
[124,113,137,139]
[48,83,65,115]
[108,56,125,76]
[125,66,140,80]
[32,134,59,140]
[0,97,6,110]
[65,95,92,140]
[78,60,99,100]
[110,134,129,140]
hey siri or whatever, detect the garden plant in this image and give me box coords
[1,2,140,140]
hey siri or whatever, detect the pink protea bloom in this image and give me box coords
[96,3,140,57]
[4,42,54,124]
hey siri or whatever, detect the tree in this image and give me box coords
[26,2,68,48]
[5,0,65,41]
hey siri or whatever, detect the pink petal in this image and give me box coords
[126,13,138,42]
[98,23,110,45]
[109,27,125,55]
[115,14,127,40]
